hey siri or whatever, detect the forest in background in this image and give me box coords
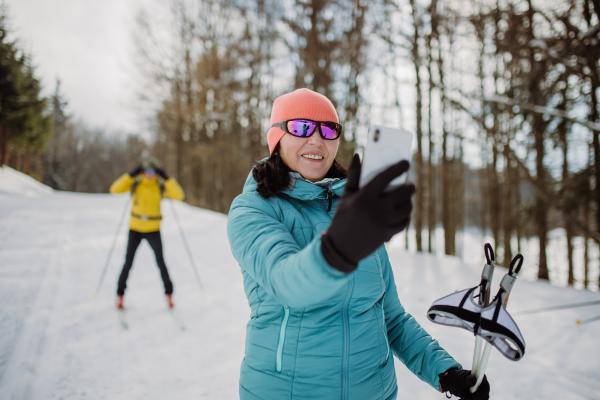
[1,0,599,290]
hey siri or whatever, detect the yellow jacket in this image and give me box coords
[109,173,185,233]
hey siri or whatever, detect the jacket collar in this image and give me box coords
[242,159,346,201]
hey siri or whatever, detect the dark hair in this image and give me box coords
[252,143,348,199]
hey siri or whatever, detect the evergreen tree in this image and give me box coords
[0,6,26,166]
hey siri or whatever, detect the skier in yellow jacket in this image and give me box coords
[109,157,184,309]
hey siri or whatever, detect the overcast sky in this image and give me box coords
[6,0,143,134]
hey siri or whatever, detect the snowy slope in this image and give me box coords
[0,169,599,399]
[0,166,53,197]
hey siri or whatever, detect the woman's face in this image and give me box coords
[279,129,339,182]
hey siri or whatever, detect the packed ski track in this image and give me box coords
[1,167,599,399]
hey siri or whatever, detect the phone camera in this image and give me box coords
[374,129,380,142]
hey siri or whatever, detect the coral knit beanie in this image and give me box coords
[267,88,339,154]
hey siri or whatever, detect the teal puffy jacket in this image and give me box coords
[227,171,461,400]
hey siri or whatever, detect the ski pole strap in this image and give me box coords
[484,243,495,264]
[509,254,524,275]
[131,212,162,221]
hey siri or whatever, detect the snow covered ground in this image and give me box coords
[1,166,599,399]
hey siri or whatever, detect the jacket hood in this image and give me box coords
[242,160,346,201]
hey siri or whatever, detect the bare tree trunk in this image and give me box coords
[503,145,513,266]
[15,146,22,172]
[35,151,42,181]
[410,0,423,252]
[493,8,507,264]
[427,103,435,253]
[340,0,367,164]
[427,114,435,254]
[0,125,7,166]
[533,117,549,280]
[24,145,31,176]
[514,164,522,253]
[582,0,600,290]
[583,199,589,289]
[427,0,438,254]
[480,161,488,242]
[490,139,500,256]
[534,116,549,280]
[588,74,600,290]
[585,142,592,289]
[474,10,488,247]
[438,30,454,256]
[563,140,575,286]
[4,141,10,168]
[524,0,549,280]
[442,135,453,254]
[174,81,185,182]
[556,81,575,285]
[457,139,465,257]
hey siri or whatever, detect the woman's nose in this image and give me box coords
[307,130,324,146]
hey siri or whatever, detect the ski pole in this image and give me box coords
[472,243,495,375]
[471,254,524,393]
[168,198,205,293]
[576,314,600,326]
[94,195,131,297]
[513,300,600,316]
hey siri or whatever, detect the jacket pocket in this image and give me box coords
[276,306,290,372]
[378,295,390,362]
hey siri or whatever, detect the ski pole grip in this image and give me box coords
[509,254,524,275]
[484,243,495,265]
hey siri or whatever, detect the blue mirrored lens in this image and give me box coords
[145,168,156,174]
[287,120,317,137]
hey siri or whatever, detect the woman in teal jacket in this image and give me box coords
[227,89,489,400]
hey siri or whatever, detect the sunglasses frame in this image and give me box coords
[272,119,342,140]
[144,168,156,175]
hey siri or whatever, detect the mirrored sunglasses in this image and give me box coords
[271,119,342,140]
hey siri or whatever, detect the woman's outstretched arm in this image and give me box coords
[228,193,351,308]
[380,248,462,389]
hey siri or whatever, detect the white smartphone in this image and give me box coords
[359,126,413,189]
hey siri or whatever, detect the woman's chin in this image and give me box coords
[301,170,327,182]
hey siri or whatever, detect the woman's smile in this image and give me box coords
[301,153,324,161]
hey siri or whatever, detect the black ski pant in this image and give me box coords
[117,230,173,295]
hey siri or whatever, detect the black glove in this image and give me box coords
[156,168,169,180]
[129,165,142,177]
[321,154,415,273]
[438,368,490,400]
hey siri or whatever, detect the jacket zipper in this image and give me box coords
[326,181,333,212]
[380,294,390,361]
[276,306,290,372]
[342,278,354,400]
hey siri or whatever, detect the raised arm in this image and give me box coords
[227,193,351,308]
[163,178,185,201]
[109,173,135,194]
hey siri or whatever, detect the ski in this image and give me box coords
[576,314,600,326]
[168,308,186,331]
[514,300,600,316]
[117,309,129,329]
